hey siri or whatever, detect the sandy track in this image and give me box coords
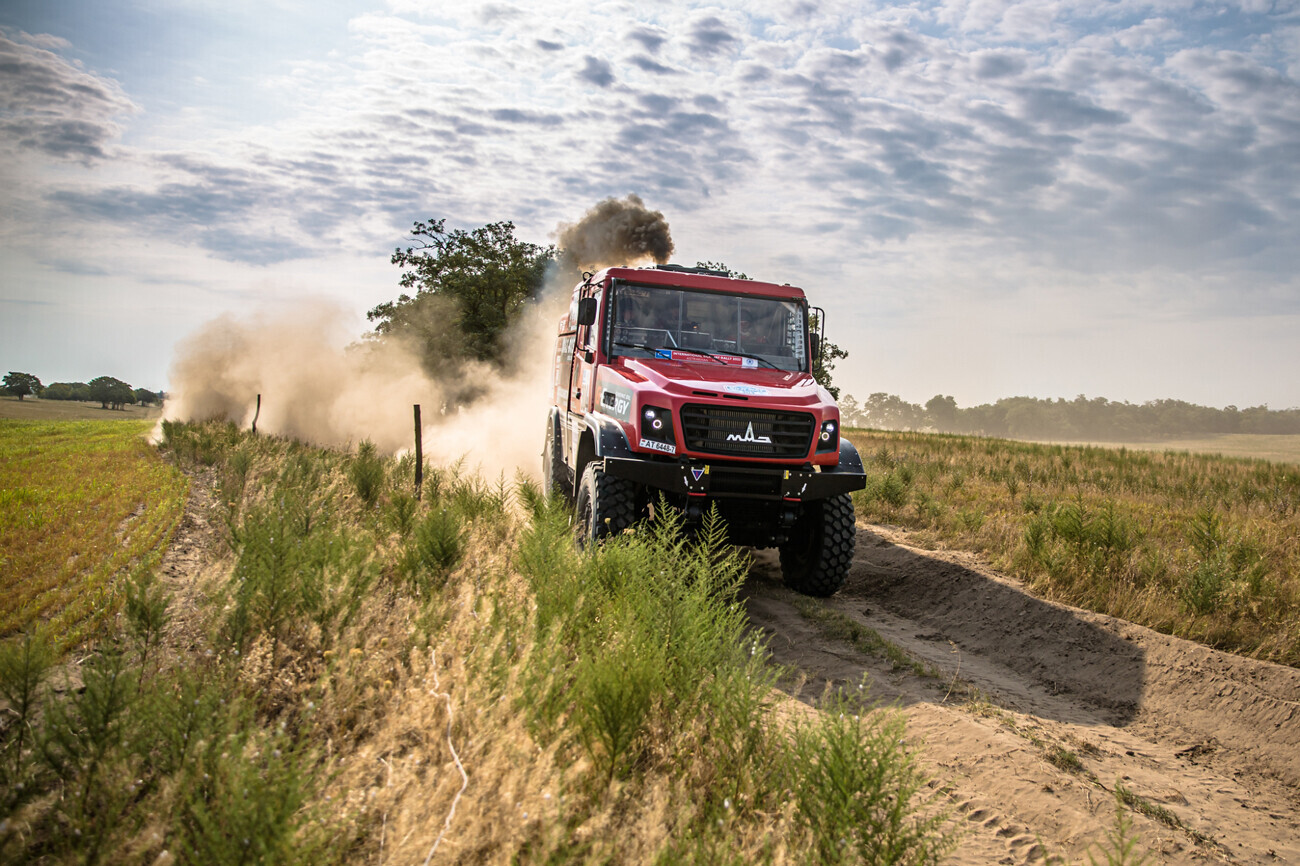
[743,526,1300,865]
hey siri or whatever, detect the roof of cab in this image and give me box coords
[595,266,807,301]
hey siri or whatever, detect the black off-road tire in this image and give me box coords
[543,420,570,502]
[779,494,856,597]
[575,463,638,548]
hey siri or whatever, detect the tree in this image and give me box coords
[370,219,555,375]
[42,382,89,401]
[134,388,160,406]
[810,314,848,401]
[3,372,42,400]
[925,395,958,432]
[695,261,750,279]
[88,376,135,410]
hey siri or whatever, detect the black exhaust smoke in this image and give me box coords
[555,193,674,271]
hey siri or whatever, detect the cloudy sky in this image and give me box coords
[2,0,1299,409]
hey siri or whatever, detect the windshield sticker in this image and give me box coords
[652,349,759,367]
[721,383,771,396]
[639,438,676,454]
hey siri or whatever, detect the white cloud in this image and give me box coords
[0,30,138,163]
[2,1,1299,406]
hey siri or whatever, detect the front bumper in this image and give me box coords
[602,456,866,502]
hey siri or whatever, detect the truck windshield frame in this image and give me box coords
[606,281,809,373]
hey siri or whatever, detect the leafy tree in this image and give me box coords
[695,261,750,279]
[810,314,847,400]
[133,388,160,406]
[370,219,555,375]
[3,371,42,400]
[88,376,135,410]
[926,395,958,431]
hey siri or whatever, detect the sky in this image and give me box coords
[2,0,1299,410]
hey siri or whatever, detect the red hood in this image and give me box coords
[620,357,828,406]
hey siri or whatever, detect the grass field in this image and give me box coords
[0,396,162,422]
[0,419,187,649]
[845,428,1300,665]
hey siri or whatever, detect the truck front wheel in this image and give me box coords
[779,494,856,597]
[575,463,637,547]
[543,420,569,502]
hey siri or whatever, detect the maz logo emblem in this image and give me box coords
[726,422,772,444]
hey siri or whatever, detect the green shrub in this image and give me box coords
[125,567,171,671]
[176,700,324,865]
[385,490,418,537]
[225,500,324,659]
[348,440,385,507]
[401,508,465,593]
[577,646,656,787]
[0,630,52,782]
[787,691,953,865]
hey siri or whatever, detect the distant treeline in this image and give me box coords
[42,381,161,406]
[2,371,161,409]
[841,393,1300,440]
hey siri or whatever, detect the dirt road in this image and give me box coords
[743,525,1300,864]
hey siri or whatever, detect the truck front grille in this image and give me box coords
[679,404,814,459]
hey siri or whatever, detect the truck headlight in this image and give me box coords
[640,405,675,445]
[816,419,838,453]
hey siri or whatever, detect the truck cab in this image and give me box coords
[544,264,866,596]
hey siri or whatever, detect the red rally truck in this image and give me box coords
[544,264,867,596]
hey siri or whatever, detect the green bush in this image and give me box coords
[348,440,385,507]
[787,691,953,865]
[0,631,52,785]
[176,699,324,866]
[401,508,465,593]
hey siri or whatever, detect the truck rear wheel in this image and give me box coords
[575,463,637,547]
[779,494,856,597]
[543,420,569,501]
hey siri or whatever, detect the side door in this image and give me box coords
[568,284,601,417]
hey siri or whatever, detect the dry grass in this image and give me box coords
[1031,433,1300,467]
[845,428,1300,666]
[0,419,188,650]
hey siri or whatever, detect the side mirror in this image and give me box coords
[577,297,598,327]
[810,332,821,362]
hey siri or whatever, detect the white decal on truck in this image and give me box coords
[726,423,772,444]
[721,383,770,396]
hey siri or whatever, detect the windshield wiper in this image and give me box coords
[613,340,667,355]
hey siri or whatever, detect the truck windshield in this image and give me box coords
[608,283,808,372]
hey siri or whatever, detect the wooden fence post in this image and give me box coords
[414,404,423,499]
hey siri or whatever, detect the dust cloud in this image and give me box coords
[161,302,447,455]
[161,196,676,480]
